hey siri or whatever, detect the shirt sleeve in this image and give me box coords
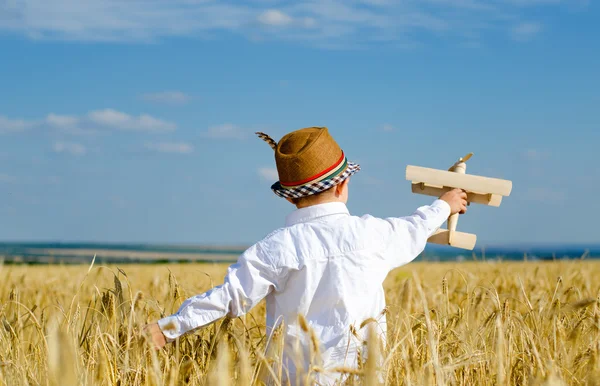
[157,242,285,342]
[381,199,451,270]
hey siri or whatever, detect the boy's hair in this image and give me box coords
[290,186,334,206]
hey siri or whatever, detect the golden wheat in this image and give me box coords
[1,259,599,385]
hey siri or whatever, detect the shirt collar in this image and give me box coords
[285,202,350,227]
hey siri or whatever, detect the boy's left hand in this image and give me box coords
[143,323,167,350]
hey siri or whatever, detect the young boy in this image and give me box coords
[144,127,467,384]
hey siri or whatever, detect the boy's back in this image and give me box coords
[145,127,467,385]
[258,199,450,382]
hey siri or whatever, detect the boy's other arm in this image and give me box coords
[151,243,287,344]
[382,189,467,269]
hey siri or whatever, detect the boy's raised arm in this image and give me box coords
[147,243,286,346]
[382,188,467,269]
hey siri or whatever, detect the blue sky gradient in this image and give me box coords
[0,0,598,246]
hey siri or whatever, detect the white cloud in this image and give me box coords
[2,110,176,135]
[141,91,191,105]
[88,109,176,132]
[511,22,542,41]
[0,0,581,47]
[205,123,247,140]
[258,167,279,181]
[88,109,132,127]
[0,115,35,133]
[382,123,394,132]
[45,113,97,135]
[258,10,293,26]
[144,142,194,154]
[52,141,87,156]
[46,113,78,128]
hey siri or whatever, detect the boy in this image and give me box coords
[144,127,467,384]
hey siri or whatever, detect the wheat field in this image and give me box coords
[1,259,599,386]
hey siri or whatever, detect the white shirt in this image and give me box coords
[158,199,450,384]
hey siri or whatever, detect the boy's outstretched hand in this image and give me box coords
[143,323,167,350]
[439,188,468,215]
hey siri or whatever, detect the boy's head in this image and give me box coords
[286,178,350,208]
[256,127,360,208]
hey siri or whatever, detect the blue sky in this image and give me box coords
[0,0,598,247]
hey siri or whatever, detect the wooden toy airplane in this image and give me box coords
[405,153,512,250]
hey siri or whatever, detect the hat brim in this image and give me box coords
[271,162,360,199]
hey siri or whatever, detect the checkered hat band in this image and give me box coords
[272,162,360,198]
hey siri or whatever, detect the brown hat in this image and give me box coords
[256,127,360,198]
